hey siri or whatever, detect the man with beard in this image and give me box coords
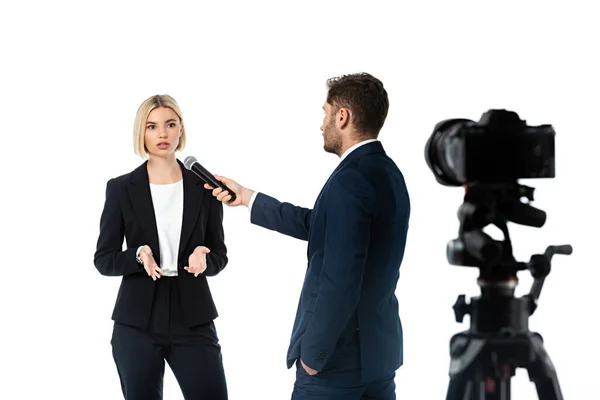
[206,72,411,399]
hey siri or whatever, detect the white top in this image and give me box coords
[248,139,378,211]
[148,179,184,276]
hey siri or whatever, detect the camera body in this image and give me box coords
[425,109,556,186]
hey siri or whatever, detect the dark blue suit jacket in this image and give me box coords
[250,141,410,383]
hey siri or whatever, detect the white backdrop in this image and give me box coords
[1,0,598,399]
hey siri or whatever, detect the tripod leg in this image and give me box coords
[525,333,563,400]
[445,334,485,400]
[446,377,472,400]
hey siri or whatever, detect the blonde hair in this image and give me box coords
[133,94,186,158]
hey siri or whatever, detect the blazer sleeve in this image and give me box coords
[94,179,143,276]
[202,195,228,277]
[250,192,312,241]
[300,169,374,371]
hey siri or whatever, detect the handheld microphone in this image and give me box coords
[183,156,237,202]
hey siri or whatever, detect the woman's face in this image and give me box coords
[144,107,182,158]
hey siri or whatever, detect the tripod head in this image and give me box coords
[447,182,572,329]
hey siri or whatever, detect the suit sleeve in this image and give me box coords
[94,179,143,276]
[250,192,312,241]
[203,195,228,276]
[300,171,374,371]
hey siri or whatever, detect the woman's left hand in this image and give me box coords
[184,246,210,277]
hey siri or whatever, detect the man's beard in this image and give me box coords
[323,120,342,156]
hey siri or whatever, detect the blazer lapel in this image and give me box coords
[311,143,360,207]
[177,159,205,261]
[128,161,161,266]
[307,157,345,250]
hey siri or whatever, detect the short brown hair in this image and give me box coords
[133,94,186,158]
[326,72,389,138]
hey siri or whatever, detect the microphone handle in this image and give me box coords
[192,163,237,202]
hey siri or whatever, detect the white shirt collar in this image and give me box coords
[340,139,378,162]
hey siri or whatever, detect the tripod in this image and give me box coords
[443,183,572,400]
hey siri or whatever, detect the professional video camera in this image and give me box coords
[425,109,572,400]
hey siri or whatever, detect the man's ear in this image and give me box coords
[336,107,351,130]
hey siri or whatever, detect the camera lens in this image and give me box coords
[424,118,473,186]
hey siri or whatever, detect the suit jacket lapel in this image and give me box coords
[177,159,204,261]
[128,161,161,266]
[307,157,346,249]
[312,144,361,206]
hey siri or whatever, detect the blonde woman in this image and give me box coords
[94,94,229,399]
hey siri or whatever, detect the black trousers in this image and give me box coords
[110,277,228,400]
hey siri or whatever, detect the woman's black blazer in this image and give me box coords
[94,159,228,329]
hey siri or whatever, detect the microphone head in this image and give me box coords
[183,156,197,170]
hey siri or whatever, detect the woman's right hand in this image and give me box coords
[140,246,162,280]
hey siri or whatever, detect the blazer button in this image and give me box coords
[316,351,326,364]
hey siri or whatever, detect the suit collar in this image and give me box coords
[129,158,202,183]
[129,160,150,186]
[340,138,378,161]
[334,140,385,173]
[128,158,205,264]
[341,139,384,161]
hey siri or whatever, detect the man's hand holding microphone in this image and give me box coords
[183,155,253,208]
[204,174,253,207]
